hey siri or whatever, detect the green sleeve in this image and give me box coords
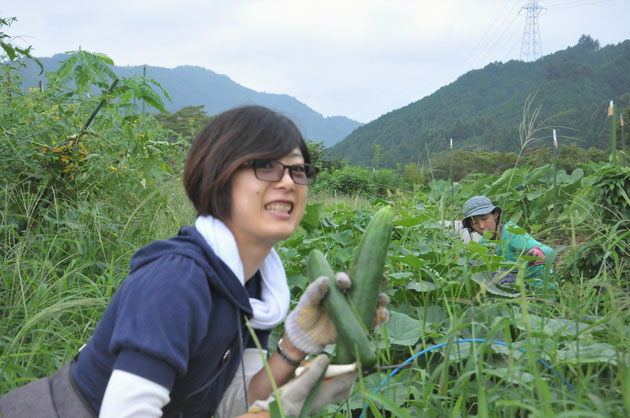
[508,227,552,257]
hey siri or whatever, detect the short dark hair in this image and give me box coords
[183,105,311,220]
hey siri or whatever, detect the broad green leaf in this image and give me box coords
[417,305,448,326]
[447,340,472,361]
[386,311,422,346]
[526,189,546,201]
[523,164,551,185]
[488,167,528,194]
[328,230,355,246]
[556,342,626,366]
[300,203,321,232]
[394,216,426,228]
[406,280,439,292]
[467,240,488,256]
[513,313,591,337]
[1,41,16,60]
[581,176,597,188]
[388,271,414,281]
[505,225,527,235]
[567,168,584,184]
[287,274,309,292]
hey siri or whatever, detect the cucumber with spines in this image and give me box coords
[349,206,393,328]
[306,249,377,367]
[334,206,393,364]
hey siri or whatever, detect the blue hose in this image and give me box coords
[359,338,574,417]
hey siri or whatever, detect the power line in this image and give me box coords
[502,23,527,62]
[485,10,523,63]
[450,1,522,80]
[545,0,613,10]
[462,1,516,68]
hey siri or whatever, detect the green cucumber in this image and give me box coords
[349,206,393,328]
[307,249,377,367]
[335,206,393,364]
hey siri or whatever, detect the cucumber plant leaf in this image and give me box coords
[406,280,439,292]
[386,311,422,346]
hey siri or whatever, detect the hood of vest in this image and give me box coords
[128,226,253,317]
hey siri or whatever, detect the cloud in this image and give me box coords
[3,0,630,122]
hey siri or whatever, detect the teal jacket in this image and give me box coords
[480,221,553,280]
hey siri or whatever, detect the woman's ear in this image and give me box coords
[493,210,500,222]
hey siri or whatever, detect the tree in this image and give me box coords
[155,105,213,140]
[51,48,118,93]
[577,34,600,51]
[305,139,344,171]
[562,59,581,80]
[546,61,561,80]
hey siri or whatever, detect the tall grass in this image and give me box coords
[0,177,192,387]
[308,190,373,212]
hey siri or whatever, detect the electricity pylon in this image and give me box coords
[520,0,543,61]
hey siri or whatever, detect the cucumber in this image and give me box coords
[335,206,393,364]
[307,249,377,367]
[349,206,393,328]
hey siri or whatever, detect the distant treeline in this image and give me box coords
[309,141,612,197]
[426,143,608,182]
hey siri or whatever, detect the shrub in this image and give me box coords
[0,48,184,232]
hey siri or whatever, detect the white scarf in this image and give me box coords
[194,215,290,329]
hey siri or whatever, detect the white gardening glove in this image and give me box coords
[284,274,349,353]
[285,273,390,354]
[249,354,357,416]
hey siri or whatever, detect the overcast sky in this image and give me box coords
[3,0,629,123]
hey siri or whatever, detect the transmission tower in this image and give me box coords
[520,0,543,61]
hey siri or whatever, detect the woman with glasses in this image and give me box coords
[2,106,372,418]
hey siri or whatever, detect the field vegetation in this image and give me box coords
[2,18,630,417]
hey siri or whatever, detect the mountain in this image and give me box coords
[20,54,361,147]
[329,36,630,167]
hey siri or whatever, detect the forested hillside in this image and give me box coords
[19,55,362,147]
[330,36,630,167]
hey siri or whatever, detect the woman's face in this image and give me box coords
[471,211,499,236]
[226,147,308,249]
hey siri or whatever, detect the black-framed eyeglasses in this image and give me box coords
[242,160,319,186]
